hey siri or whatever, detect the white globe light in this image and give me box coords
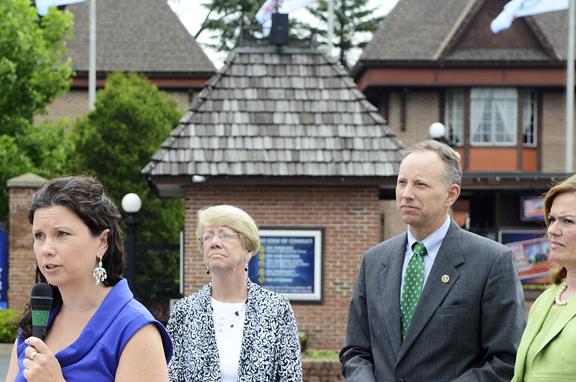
[429,122,446,139]
[191,175,206,183]
[121,193,142,213]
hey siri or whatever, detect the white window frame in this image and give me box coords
[444,90,464,146]
[522,89,538,147]
[470,88,517,147]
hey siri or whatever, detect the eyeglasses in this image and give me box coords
[201,230,239,243]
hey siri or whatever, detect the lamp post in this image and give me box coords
[121,193,142,289]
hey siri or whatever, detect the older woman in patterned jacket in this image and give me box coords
[167,205,302,382]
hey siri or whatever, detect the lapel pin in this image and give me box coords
[441,274,450,284]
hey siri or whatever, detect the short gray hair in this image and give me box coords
[404,140,462,187]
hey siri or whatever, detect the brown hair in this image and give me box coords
[19,176,126,338]
[544,174,576,284]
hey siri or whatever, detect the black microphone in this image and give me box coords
[30,283,53,340]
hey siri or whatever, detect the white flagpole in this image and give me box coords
[88,0,96,111]
[567,0,575,172]
[327,0,334,59]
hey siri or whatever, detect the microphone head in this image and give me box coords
[31,282,53,299]
[30,283,53,339]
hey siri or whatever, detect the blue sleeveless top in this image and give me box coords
[14,279,173,381]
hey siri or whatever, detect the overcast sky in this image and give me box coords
[167,0,400,68]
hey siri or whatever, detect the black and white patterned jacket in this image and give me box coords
[167,280,303,382]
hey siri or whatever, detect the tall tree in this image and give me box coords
[0,0,74,137]
[170,0,382,68]
[184,0,261,52]
[72,72,184,244]
[71,72,184,310]
[0,0,75,223]
[306,0,383,69]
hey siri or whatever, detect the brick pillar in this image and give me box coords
[7,173,47,311]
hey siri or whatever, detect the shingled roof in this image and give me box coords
[144,45,403,196]
[359,0,567,65]
[66,0,215,75]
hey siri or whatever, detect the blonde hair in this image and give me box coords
[196,205,259,254]
[544,174,576,284]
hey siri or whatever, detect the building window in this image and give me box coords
[444,87,538,147]
[470,88,517,146]
[523,89,537,147]
[445,90,464,146]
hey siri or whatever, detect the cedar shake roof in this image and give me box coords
[144,45,403,195]
[66,0,215,74]
[359,0,567,65]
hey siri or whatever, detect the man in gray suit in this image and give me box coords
[340,140,527,382]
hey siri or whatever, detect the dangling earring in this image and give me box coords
[205,266,210,275]
[93,257,107,285]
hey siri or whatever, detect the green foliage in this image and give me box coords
[0,310,19,343]
[302,349,339,360]
[0,120,75,222]
[306,0,384,68]
[0,0,75,223]
[18,120,76,178]
[0,135,34,220]
[0,0,74,136]
[191,0,262,51]
[298,330,310,352]
[70,72,185,301]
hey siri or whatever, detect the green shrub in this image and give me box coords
[298,331,309,352]
[0,310,19,343]
[302,349,339,361]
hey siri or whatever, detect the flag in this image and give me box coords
[491,0,569,33]
[256,0,314,35]
[35,0,86,16]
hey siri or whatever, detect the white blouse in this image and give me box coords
[211,298,246,382]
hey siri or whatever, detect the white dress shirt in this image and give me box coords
[400,216,451,300]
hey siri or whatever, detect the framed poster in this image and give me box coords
[248,228,323,302]
[499,229,550,285]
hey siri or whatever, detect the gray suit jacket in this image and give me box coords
[340,221,527,382]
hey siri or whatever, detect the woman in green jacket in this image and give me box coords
[513,174,576,382]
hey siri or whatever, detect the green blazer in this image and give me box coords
[512,283,576,382]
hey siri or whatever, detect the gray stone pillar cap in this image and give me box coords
[7,173,48,188]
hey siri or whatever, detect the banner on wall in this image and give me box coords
[500,229,550,285]
[249,228,322,301]
[0,230,8,309]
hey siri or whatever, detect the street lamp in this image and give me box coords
[429,122,451,146]
[121,193,142,288]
